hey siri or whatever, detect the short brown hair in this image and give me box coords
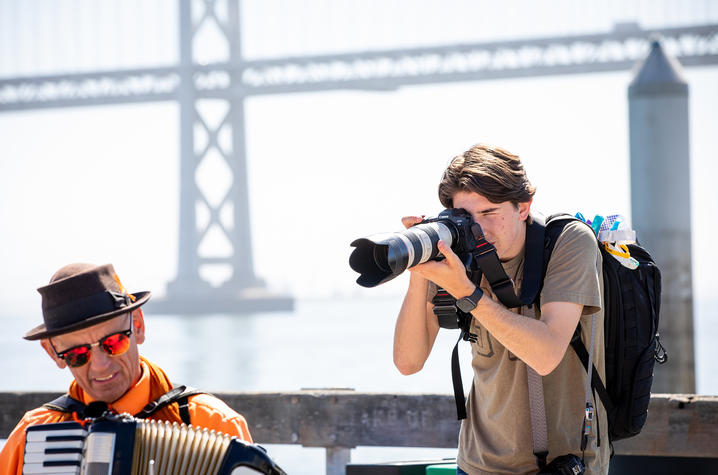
[438,143,536,208]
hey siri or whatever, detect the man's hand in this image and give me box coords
[409,240,476,300]
[401,215,424,229]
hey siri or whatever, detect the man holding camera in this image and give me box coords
[0,263,253,474]
[393,144,609,474]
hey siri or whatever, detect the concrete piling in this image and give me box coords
[628,39,695,393]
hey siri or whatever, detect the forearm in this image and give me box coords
[470,297,571,375]
[393,273,438,375]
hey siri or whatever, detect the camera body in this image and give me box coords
[349,208,481,288]
[538,454,586,475]
[418,208,479,265]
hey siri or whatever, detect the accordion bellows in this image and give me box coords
[23,415,285,475]
[131,419,233,474]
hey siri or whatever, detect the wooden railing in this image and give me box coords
[2,390,717,474]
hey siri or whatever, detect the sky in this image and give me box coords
[0,0,716,313]
[1,5,717,470]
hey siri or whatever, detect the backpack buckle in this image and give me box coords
[492,277,514,292]
[433,304,458,315]
[140,400,159,415]
[585,402,594,423]
[655,333,669,364]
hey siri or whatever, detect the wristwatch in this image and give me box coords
[456,286,484,313]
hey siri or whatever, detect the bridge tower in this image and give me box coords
[153,0,293,314]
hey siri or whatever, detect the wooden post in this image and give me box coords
[326,447,352,475]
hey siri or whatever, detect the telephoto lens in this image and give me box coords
[349,208,475,287]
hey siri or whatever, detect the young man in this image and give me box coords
[0,263,253,474]
[393,144,610,474]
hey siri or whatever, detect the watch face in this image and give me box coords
[457,287,481,312]
[457,298,476,313]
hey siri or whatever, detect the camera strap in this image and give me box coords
[433,284,477,420]
[469,225,522,308]
[468,215,547,309]
[450,331,474,420]
[527,366,549,470]
[527,314,598,471]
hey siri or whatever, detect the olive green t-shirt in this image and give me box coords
[439,220,610,475]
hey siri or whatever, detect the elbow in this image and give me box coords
[394,354,425,375]
[533,350,564,376]
[535,364,556,377]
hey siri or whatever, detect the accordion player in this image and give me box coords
[22,413,286,475]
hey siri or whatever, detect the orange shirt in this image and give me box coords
[0,359,252,475]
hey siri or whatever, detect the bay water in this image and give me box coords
[2,296,716,473]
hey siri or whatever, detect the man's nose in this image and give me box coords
[88,344,112,368]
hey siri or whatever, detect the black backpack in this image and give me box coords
[543,214,667,442]
[434,213,667,443]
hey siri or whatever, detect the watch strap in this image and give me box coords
[457,286,483,312]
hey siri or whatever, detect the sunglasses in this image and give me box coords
[50,314,134,368]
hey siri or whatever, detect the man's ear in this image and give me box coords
[132,309,146,345]
[518,199,532,221]
[41,339,67,369]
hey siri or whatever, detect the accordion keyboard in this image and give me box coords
[23,422,87,474]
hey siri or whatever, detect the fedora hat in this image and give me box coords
[24,263,151,341]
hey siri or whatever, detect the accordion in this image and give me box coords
[22,414,286,475]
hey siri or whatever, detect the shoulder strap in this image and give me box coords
[134,385,206,424]
[466,213,559,308]
[476,214,570,308]
[41,386,206,425]
[541,215,614,414]
[534,214,612,455]
[570,334,613,414]
[527,366,549,470]
[42,394,87,414]
[468,224,523,308]
[518,215,547,306]
[533,214,583,309]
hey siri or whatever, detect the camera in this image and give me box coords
[349,208,481,288]
[538,454,585,475]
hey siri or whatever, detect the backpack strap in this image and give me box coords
[541,214,617,451]
[519,215,547,306]
[469,215,558,309]
[134,385,206,424]
[485,213,562,308]
[579,313,598,457]
[569,332,613,415]
[543,215,614,415]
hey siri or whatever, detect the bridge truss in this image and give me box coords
[1,0,716,312]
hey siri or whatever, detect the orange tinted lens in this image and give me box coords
[63,346,91,367]
[101,332,131,356]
